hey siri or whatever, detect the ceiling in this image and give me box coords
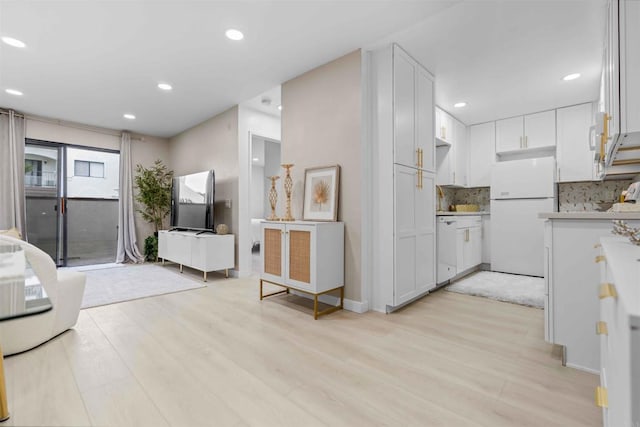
[0,1,455,138]
[394,0,607,125]
[0,1,607,138]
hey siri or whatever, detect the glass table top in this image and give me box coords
[0,243,52,321]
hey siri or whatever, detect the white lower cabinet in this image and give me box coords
[158,230,235,280]
[455,217,482,274]
[481,216,491,265]
[543,218,640,373]
[395,164,436,306]
[597,237,640,427]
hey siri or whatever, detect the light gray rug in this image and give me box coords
[445,271,544,308]
[80,264,205,309]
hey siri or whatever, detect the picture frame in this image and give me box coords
[302,165,340,221]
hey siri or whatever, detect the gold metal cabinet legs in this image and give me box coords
[259,279,344,319]
[0,345,9,422]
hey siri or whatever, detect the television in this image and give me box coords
[170,170,215,232]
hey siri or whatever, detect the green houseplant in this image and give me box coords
[134,159,173,261]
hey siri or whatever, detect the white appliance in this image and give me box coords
[437,217,457,284]
[490,157,557,276]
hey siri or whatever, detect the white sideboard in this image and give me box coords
[596,237,640,427]
[158,230,234,281]
[260,221,344,319]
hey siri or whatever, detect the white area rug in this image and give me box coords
[80,264,205,309]
[445,271,544,308]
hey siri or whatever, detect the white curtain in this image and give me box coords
[0,110,26,236]
[116,132,144,263]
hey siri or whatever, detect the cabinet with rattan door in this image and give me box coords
[260,221,344,318]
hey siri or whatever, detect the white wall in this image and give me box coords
[25,117,171,251]
[237,105,281,277]
[169,106,240,269]
[281,50,362,303]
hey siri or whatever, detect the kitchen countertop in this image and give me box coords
[436,211,490,216]
[539,212,640,220]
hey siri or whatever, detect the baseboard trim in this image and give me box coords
[290,290,368,314]
[566,363,599,375]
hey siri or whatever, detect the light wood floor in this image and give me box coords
[3,270,601,426]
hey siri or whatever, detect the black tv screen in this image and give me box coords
[170,170,215,231]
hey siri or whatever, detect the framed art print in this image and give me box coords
[302,165,340,221]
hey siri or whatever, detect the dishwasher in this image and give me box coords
[437,216,457,284]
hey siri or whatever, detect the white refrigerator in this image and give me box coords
[490,157,556,277]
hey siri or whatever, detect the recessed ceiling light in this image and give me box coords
[454,102,467,108]
[5,88,23,96]
[562,73,581,81]
[225,29,244,41]
[123,114,136,120]
[277,105,282,111]
[157,83,172,91]
[252,157,259,162]
[1,37,26,48]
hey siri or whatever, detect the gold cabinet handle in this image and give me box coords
[594,243,601,248]
[596,321,608,335]
[419,148,424,168]
[416,171,420,189]
[595,255,606,263]
[416,148,420,168]
[595,386,608,408]
[419,170,423,189]
[599,283,617,300]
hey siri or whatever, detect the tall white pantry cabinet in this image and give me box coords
[370,44,437,312]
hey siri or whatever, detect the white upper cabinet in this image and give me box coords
[393,51,416,168]
[496,110,556,154]
[436,116,467,187]
[417,68,435,172]
[525,110,556,149]
[435,107,453,146]
[604,0,640,138]
[495,116,523,152]
[393,47,435,172]
[468,122,496,187]
[556,103,596,182]
[454,119,468,187]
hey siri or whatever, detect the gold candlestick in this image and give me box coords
[281,163,295,221]
[267,176,280,221]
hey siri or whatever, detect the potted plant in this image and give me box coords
[134,159,173,261]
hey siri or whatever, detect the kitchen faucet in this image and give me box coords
[436,185,445,212]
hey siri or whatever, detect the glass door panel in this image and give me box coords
[65,147,119,266]
[24,143,63,265]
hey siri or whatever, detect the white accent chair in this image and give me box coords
[0,234,86,355]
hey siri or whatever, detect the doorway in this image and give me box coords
[250,135,281,275]
[25,139,120,266]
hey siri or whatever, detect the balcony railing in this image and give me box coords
[25,172,57,187]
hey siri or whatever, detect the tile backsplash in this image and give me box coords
[558,179,632,211]
[437,186,490,212]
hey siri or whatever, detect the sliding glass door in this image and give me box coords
[24,142,63,264]
[25,140,120,266]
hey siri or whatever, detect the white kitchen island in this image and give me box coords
[540,212,640,373]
